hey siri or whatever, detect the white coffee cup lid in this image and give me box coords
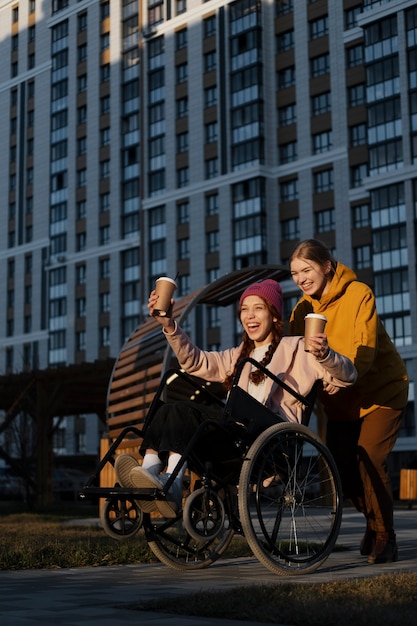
[156,276,177,287]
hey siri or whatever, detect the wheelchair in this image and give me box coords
[80,358,343,576]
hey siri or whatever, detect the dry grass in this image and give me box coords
[135,574,417,626]
[0,507,154,569]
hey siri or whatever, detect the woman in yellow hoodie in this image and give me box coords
[289,239,409,565]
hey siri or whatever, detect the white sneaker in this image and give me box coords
[130,467,182,518]
[114,455,154,513]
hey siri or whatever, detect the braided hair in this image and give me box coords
[223,300,283,391]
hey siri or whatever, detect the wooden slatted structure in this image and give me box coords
[100,265,289,487]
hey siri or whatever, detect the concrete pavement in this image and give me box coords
[0,507,416,626]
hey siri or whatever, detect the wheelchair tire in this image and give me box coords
[238,422,343,575]
[100,496,143,540]
[144,484,236,570]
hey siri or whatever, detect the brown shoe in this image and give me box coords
[360,525,376,556]
[367,531,398,564]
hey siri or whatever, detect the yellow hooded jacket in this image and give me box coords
[289,262,408,421]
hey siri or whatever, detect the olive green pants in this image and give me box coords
[326,407,403,533]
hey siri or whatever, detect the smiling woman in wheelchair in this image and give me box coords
[115,279,357,519]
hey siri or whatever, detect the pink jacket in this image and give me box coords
[164,325,357,423]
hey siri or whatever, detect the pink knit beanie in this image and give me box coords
[239,279,283,317]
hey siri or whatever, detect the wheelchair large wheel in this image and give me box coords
[238,422,342,576]
[100,497,143,540]
[144,484,236,570]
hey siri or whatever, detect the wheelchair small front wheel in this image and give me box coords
[100,496,143,540]
[183,486,225,541]
[145,483,236,570]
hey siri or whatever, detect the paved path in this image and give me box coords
[0,508,416,626]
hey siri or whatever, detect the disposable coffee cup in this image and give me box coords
[304,313,327,352]
[153,277,177,317]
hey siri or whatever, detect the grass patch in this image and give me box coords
[0,508,154,569]
[133,574,417,626]
[0,507,252,570]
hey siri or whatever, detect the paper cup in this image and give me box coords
[304,313,327,352]
[153,277,177,316]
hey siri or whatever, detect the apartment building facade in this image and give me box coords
[0,0,416,465]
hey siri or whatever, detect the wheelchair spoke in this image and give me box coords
[238,422,343,575]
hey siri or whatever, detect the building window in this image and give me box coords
[348,83,365,107]
[176,97,188,118]
[313,169,333,193]
[77,106,87,124]
[178,238,190,260]
[280,178,298,202]
[352,204,370,228]
[345,7,361,30]
[77,12,87,32]
[311,54,330,78]
[176,63,187,84]
[176,0,186,15]
[177,201,189,223]
[100,258,110,278]
[206,193,218,216]
[100,326,110,347]
[77,200,86,218]
[204,51,216,73]
[100,193,110,212]
[77,169,87,187]
[176,28,187,50]
[100,33,110,50]
[204,86,217,107]
[100,226,110,245]
[310,16,328,39]
[76,298,86,317]
[281,217,299,240]
[279,141,297,163]
[100,96,110,114]
[278,66,295,88]
[176,132,188,153]
[77,137,86,155]
[354,245,372,270]
[312,92,331,115]
[369,139,402,175]
[177,167,189,188]
[203,15,216,37]
[350,123,367,146]
[205,122,218,143]
[100,160,110,178]
[76,264,86,284]
[347,44,363,68]
[351,163,368,188]
[206,231,219,253]
[76,232,87,251]
[78,43,87,62]
[313,131,332,154]
[278,103,296,126]
[100,292,110,312]
[206,158,218,179]
[277,30,294,52]
[315,208,335,233]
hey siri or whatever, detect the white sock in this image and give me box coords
[141,453,163,476]
[166,452,186,482]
